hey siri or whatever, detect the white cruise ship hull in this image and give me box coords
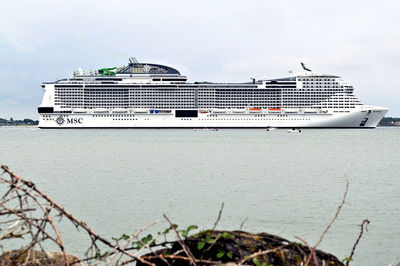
[39,107,387,129]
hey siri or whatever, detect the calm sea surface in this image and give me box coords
[0,127,399,265]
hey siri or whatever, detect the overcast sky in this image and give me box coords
[1,0,399,119]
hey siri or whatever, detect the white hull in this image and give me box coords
[39,107,387,129]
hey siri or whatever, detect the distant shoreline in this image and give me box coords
[0,118,38,126]
[378,117,400,127]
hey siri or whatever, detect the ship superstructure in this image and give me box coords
[38,58,388,128]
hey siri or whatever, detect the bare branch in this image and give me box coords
[105,220,159,265]
[163,214,197,266]
[138,254,218,265]
[212,202,224,231]
[294,235,315,266]
[346,219,370,266]
[315,179,349,248]
[238,246,284,265]
[294,180,350,266]
[239,217,248,231]
[0,208,35,215]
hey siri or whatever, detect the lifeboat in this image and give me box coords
[284,108,298,114]
[303,108,318,114]
[93,108,109,113]
[231,108,246,113]
[199,110,208,114]
[268,108,281,113]
[134,108,149,113]
[158,110,172,114]
[212,108,227,113]
[73,108,87,113]
[249,108,262,113]
[112,108,128,113]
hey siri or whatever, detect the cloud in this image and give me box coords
[0,25,44,52]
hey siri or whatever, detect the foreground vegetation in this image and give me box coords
[0,166,369,265]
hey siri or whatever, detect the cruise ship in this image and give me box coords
[38,58,388,128]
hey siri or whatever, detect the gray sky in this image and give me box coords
[1,0,399,119]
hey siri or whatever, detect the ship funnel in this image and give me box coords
[129,57,139,64]
[301,62,312,72]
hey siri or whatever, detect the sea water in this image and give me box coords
[0,127,399,265]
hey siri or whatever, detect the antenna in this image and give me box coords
[301,62,312,72]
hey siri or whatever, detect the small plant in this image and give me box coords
[134,234,156,249]
[253,258,260,266]
[162,224,178,235]
[342,257,353,263]
[94,251,109,260]
[197,231,216,250]
[253,257,271,266]
[180,225,198,237]
[215,248,233,259]
[112,233,130,242]
[112,233,156,250]
[220,231,235,239]
[216,249,225,258]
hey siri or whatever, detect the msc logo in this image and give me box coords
[67,118,83,124]
[55,116,83,126]
[56,116,64,125]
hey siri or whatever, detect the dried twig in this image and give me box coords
[295,179,350,266]
[140,254,218,265]
[315,180,349,248]
[345,219,370,266]
[239,217,248,231]
[294,235,316,266]
[163,214,197,266]
[104,220,159,265]
[0,208,35,215]
[238,246,284,265]
[212,202,224,231]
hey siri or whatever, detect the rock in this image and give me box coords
[138,230,344,266]
[0,249,82,266]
